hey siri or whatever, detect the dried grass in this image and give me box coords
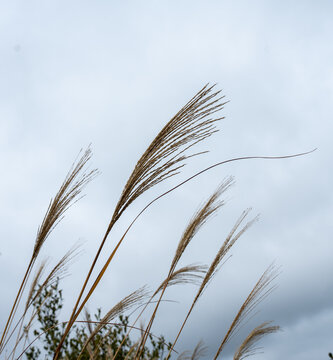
[166,209,258,358]
[152,265,207,297]
[213,264,279,359]
[55,85,227,358]
[110,84,226,228]
[233,322,280,360]
[176,340,208,360]
[136,180,233,357]
[0,84,313,360]
[170,177,233,274]
[0,147,95,354]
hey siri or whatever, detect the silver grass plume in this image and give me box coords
[233,322,280,360]
[33,147,98,259]
[108,84,226,230]
[214,264,279,359]
[166,209,257,358]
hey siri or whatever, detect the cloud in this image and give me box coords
[0,2,332,359]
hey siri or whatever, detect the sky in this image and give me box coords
[0,1,332,359]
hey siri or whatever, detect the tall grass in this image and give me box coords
[0,84,314,359]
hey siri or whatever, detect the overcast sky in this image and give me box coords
[0,1,332,359]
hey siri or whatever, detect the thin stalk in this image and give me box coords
[167,302,195,360]
[53,227,113,359]
[137,182,228,357]
[134,276,171,359]
[53,221,121,360]
[115,265,205,359]
[0,257,34,353]
[6,291,52,360]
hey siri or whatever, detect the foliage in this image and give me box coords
[25,278,171,359]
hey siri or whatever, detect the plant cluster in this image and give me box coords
[1,84,310,359]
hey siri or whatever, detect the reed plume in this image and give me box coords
[0,148,96,354]
[5,246,81,359]
[233,322,280,360]
[2,84,315,360]
[170,178,233,274]
[33,147,98,259]
[25,260,47,312]
[176,340,207,360]
[213,264,278,359]
[190,340,208,360]
[137,180,232,357]
[29,245,81,307]
[8,261,47,359]
[55,84,227,359]
[152,265,207,297]
[198,209,258,297]
[166,209,257,358]
[109,83,226,229]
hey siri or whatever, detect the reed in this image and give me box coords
[0,84,313,359]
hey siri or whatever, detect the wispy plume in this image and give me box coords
[56,85,227,358]
[137,181,231,356]
[109,84,226,228]
[153,264,207,297]
[214,264,279,359]
[0,147,96,354]
[233,322,280,360]
[34,147,98,259]
[167,209,257,358]
[177,340,208,360]
[170,177,234,274]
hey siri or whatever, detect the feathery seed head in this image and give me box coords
[233,322,280,360]
[33,147,98,259]
[110,84,227,229]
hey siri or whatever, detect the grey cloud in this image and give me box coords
[0,2,332,359]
